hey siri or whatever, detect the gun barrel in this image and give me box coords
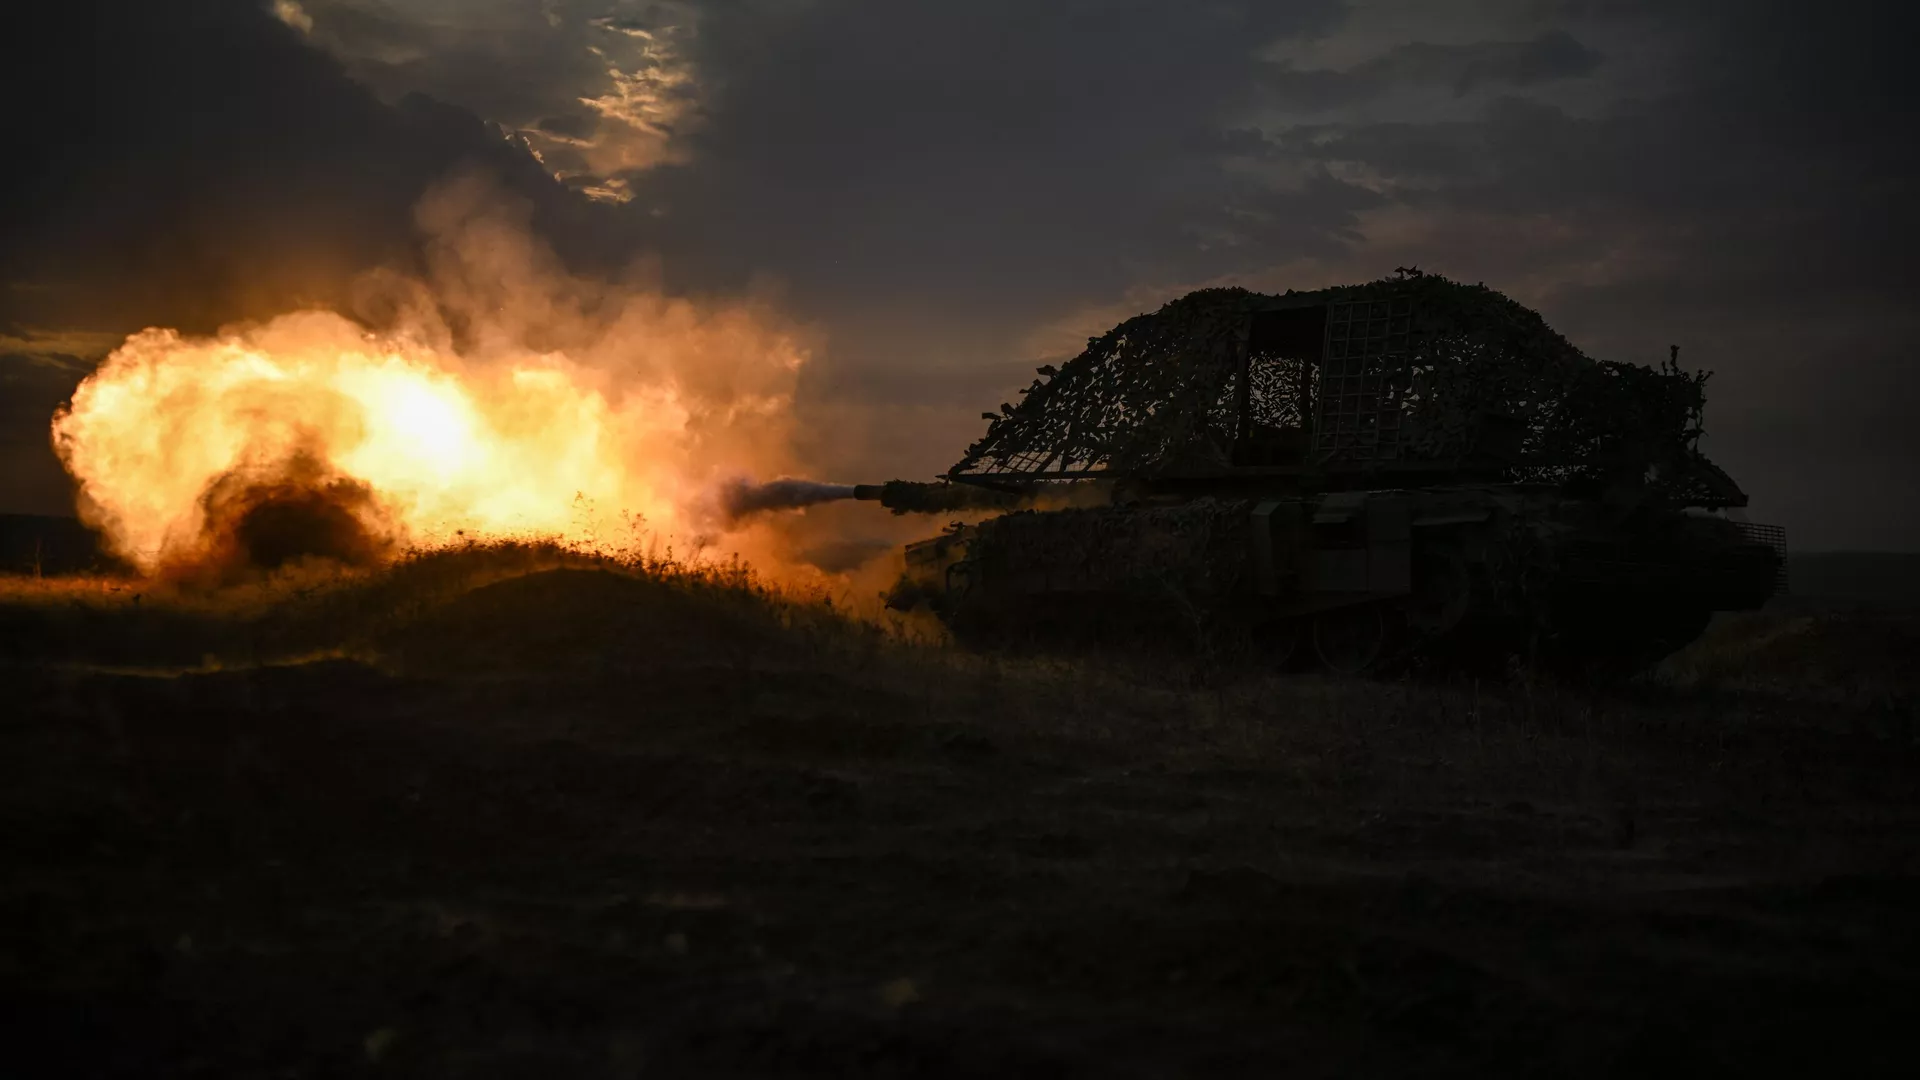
[851,480,1032,515]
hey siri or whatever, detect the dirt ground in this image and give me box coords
[2,555,1917,1077]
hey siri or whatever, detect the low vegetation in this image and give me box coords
[3,545,1915,1076]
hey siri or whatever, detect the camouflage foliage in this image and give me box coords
[952,273,1742,509]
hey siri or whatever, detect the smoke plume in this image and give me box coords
[51,172,825,581]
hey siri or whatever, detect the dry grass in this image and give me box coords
[4,547,1919,1075]
[0,539,865,671]
[9,542,1909,769]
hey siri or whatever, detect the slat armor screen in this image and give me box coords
[1314,297,1413,463]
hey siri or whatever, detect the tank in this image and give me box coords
[871,271,1786,674]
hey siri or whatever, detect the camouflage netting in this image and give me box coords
[952,272,1744,508]
[957,288,1251,478]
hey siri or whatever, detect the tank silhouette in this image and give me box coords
[865,271,1786,673]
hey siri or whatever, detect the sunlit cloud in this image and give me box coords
[296,1,704,202]
[270,0,314,35]
[565,16,701,192]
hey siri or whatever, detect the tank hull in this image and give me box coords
[888,486,1784,673]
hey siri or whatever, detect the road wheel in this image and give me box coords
[1255,619,1302,671]
[1313,605,1386,675]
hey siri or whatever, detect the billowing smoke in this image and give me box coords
[179,450,398,584]
[50,173,824,583]
[719,477,857,522]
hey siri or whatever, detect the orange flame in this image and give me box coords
[50,178,813,579]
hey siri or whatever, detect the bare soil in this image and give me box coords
[2,556,1917,1077]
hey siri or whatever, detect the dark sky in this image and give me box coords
[4,0,1915,550]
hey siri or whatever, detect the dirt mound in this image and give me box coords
[0,543,845,673]
[378,567,797,675]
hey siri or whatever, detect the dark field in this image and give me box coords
[3,546,1917,1077]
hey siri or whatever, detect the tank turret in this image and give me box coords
[870,272,1784,675]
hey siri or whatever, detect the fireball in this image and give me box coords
[51,288,807,578]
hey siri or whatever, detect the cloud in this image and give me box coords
[1262,30,1604,110]
[3,0,1917,548]
[0,0,635,512]
[295,0,703,197]
[1248,0,1920,546]
[271,0,314,34]
[0,0,637,332]
[633,2,1354,298]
